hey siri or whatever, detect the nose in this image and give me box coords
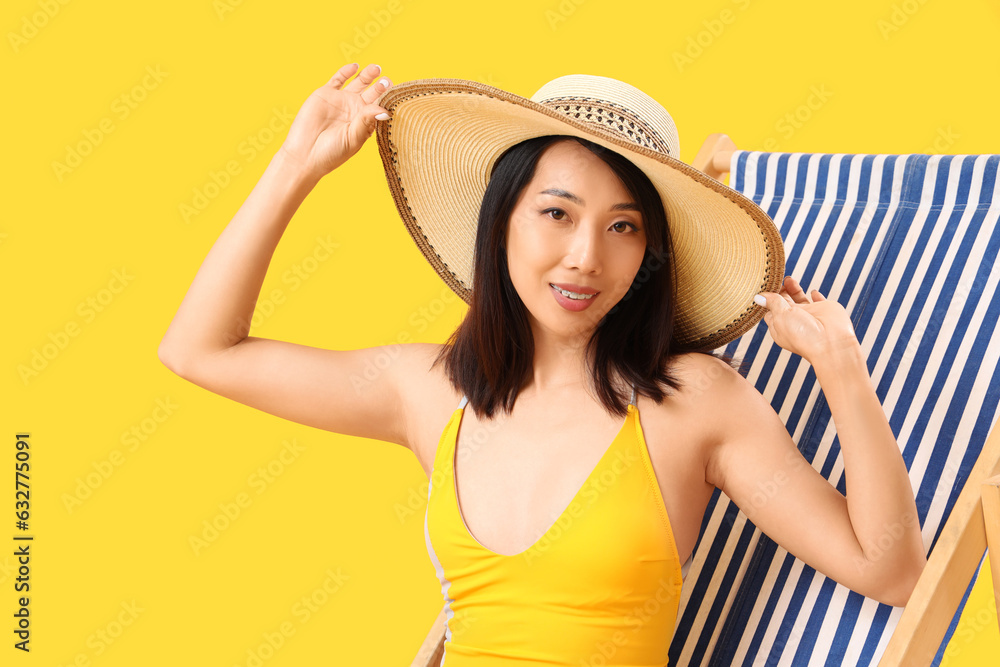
[563,222,603,274]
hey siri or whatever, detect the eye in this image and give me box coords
[612,221,641,234]
[543,208,640,232]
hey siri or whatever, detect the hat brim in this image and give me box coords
[374,78,785,350]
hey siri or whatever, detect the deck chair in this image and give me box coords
[410,138,1000,667]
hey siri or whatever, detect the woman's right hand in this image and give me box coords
[279,63,392,181]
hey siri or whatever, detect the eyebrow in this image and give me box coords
[538,188,641,212]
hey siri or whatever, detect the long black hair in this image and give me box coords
[431,134,746,419]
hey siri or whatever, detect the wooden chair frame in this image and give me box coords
[409,135,1000,667]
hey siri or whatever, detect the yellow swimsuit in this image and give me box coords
[423,383,687,666]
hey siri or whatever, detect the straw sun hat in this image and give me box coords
[373,74,785,350]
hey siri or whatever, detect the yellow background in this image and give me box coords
[4,0,999,665]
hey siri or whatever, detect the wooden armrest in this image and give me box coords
[982,473,1000,626]
[410,605,446,667]
[878,420,1000,665]
[693,133,738,180]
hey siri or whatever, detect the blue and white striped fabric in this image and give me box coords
[668,152,1000,666]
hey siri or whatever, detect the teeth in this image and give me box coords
[551,284,596,300]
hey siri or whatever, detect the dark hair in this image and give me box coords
[431,135,746,419]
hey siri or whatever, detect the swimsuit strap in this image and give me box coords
[458,395,469,409]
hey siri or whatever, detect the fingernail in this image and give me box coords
[754,294,767,307]
[375,112,389,121]
[379,77,390,88]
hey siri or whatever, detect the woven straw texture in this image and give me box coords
[375,77,785,349]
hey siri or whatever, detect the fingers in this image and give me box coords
[754,292,790,312]
[360,74,392,106]
[326,62,361,90]
[344,63,384,95]
[324,63,392,122]
[782,275,810,304]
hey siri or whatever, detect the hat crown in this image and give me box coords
[529,74,680,158]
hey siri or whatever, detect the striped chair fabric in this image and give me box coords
[669,152,1000,666]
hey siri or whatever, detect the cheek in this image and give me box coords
[612,252,646,293]
[508,226,551,273]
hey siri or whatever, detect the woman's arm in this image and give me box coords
[703,277,926,607]
[157,147,318,369]
[158,62,390,366]
[156,64,427,446]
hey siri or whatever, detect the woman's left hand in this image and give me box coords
[754,276,861,364]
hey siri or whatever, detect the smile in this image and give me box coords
[549,283,597,300]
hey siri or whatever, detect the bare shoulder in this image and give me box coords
[667,351,741,393]
[392,342,463,475]
[631,351,743,559]
[391,342,458,411]
[669,351,776,488]
[648,351,745,412]
[643,351,749,471]
[677,349,756,401]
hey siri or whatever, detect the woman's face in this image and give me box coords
[505,139,648,341]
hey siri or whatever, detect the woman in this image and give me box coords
[158,63,927,665]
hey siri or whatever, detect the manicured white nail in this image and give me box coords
[754,294,767,307]
[375,112,389,121]
[379,77,390,88]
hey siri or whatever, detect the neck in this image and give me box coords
[525,322,594,397]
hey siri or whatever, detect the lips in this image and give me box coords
[550,282,599,295]
[549,283,599,311]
